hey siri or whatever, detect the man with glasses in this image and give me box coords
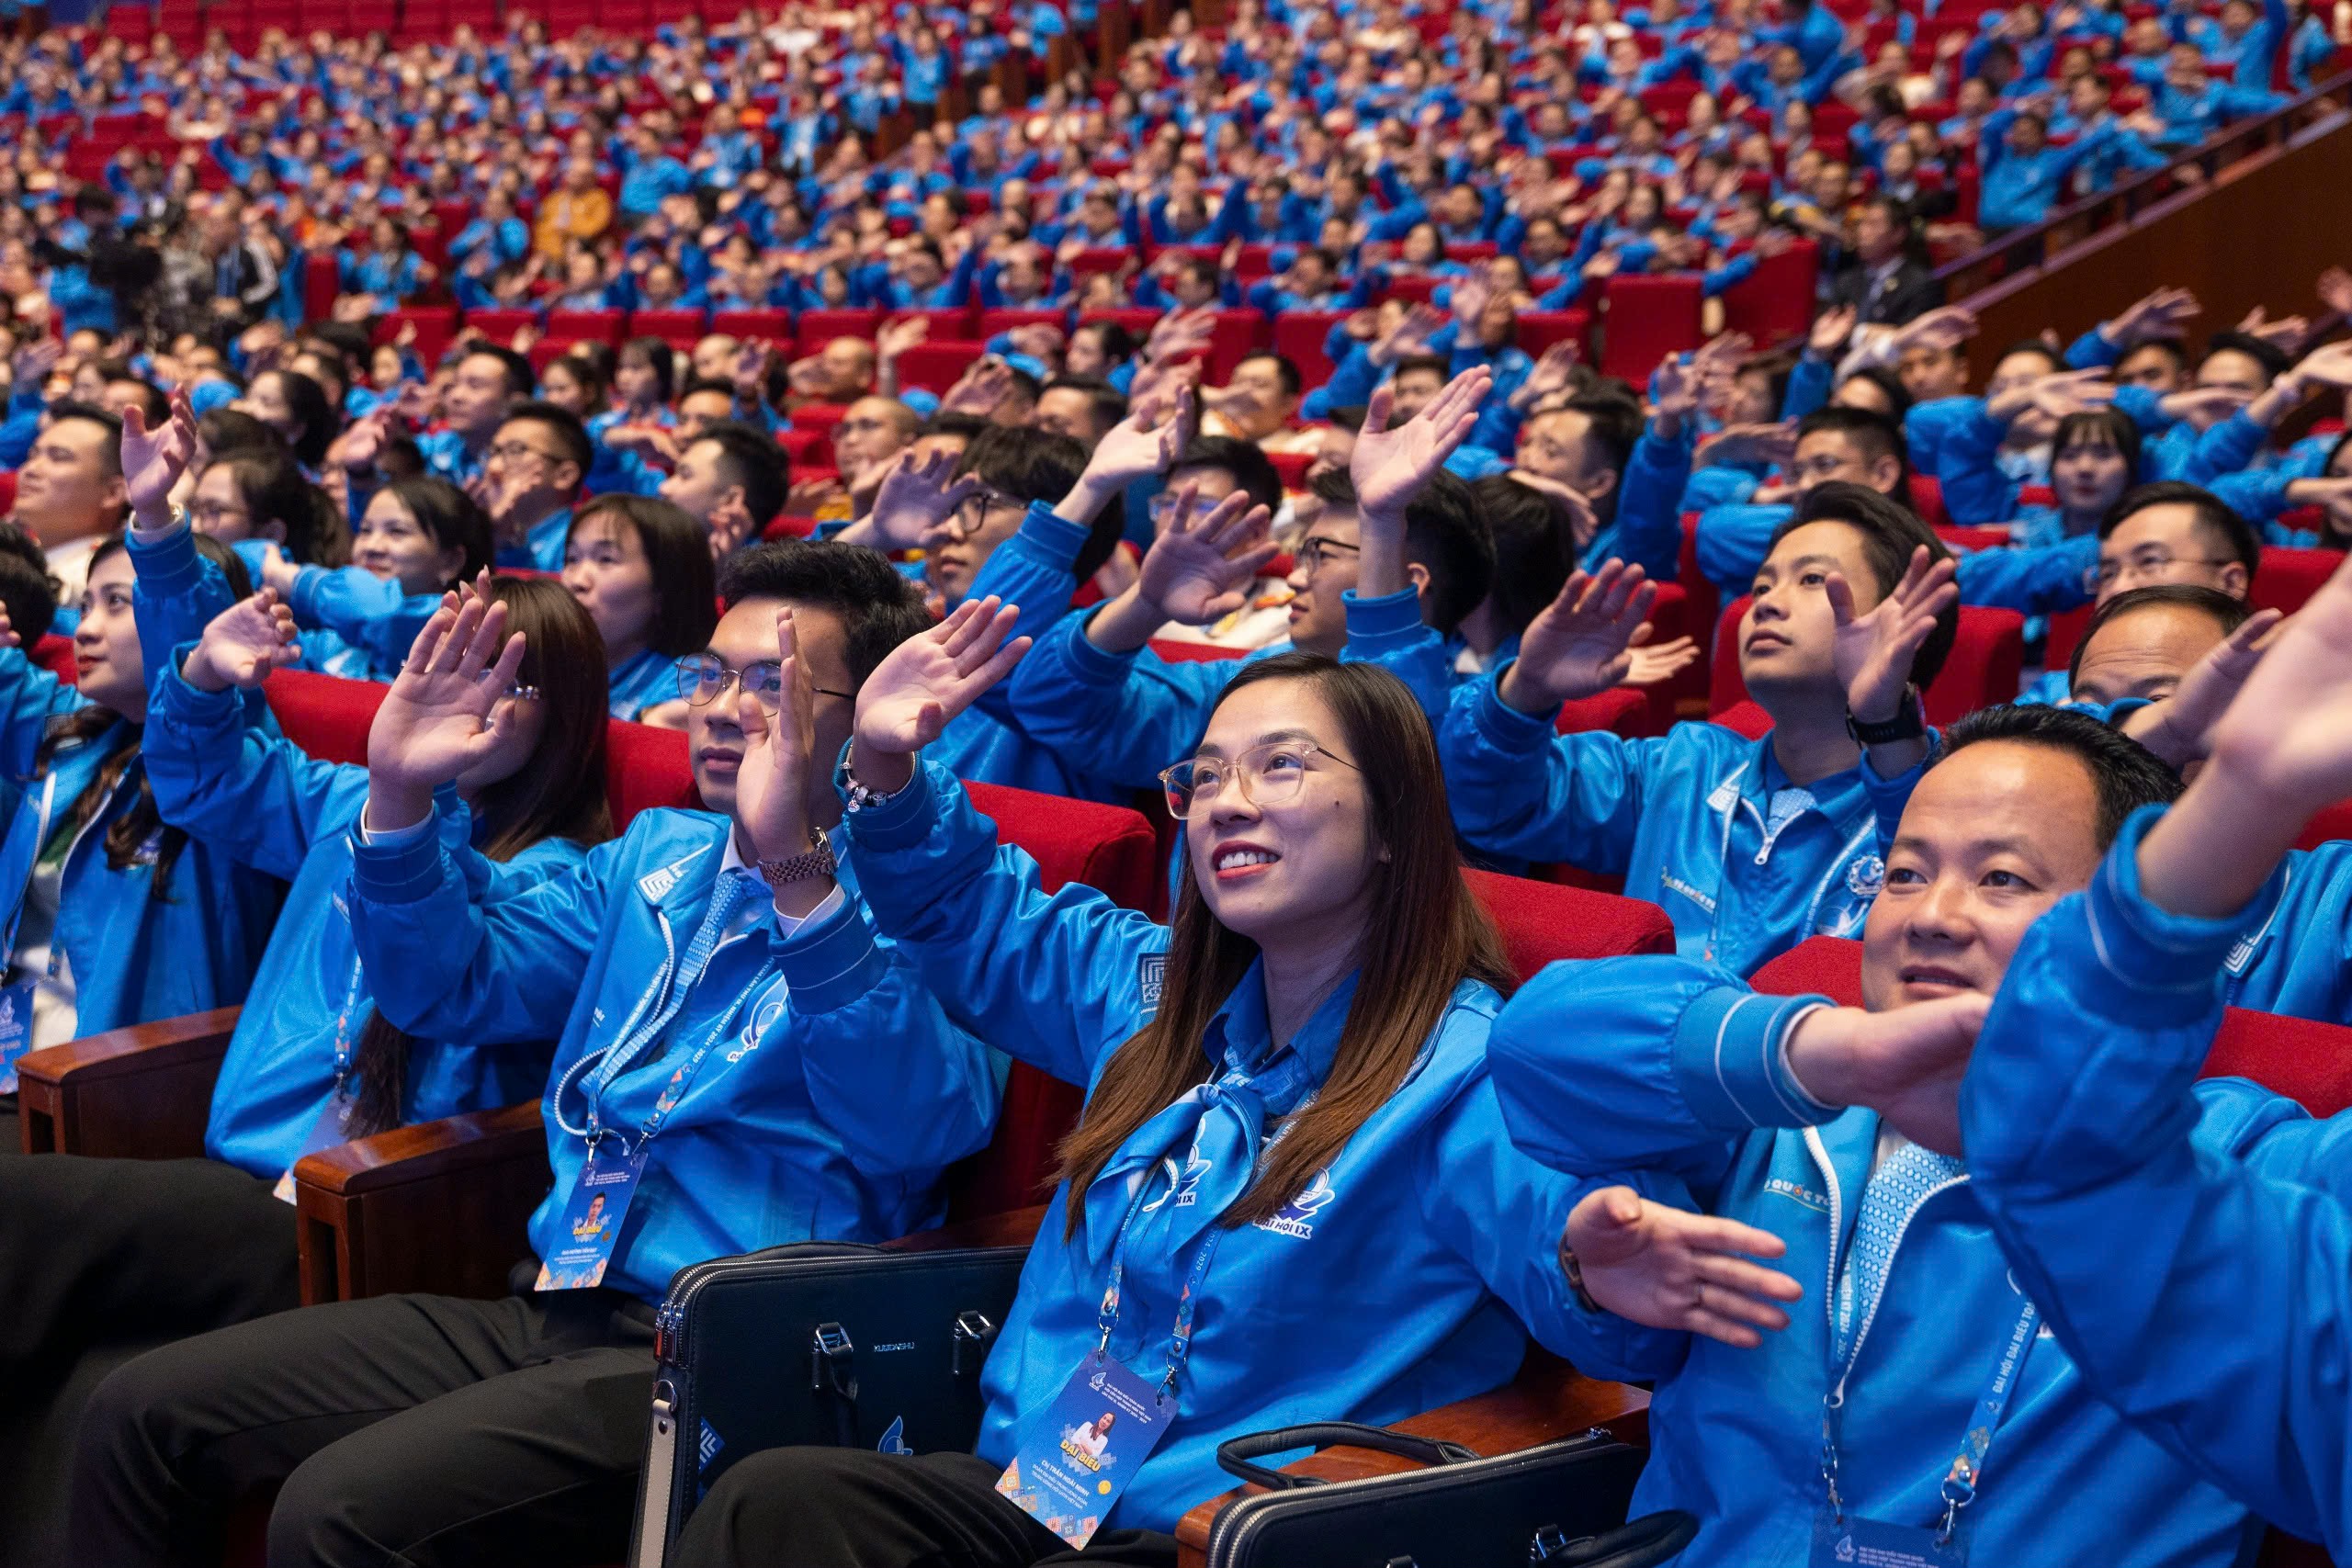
[76,545,1004,1568]
[413,345,533,491]
[481,401,594,571]
[1693,407,1915,598]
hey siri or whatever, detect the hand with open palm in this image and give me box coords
[119,392,198,527]
[365,581,528,829]
[853,595,1032,775]
[1564,1186,1804,1348]
[1136,486,1279,625]
[184,588,300,693]
[1830,543,1959,728]
[1498,559,1658,713]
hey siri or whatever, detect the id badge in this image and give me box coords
[1812,1508,1967,1568]
[0,978,34,1095]
[532,1145,650,1292]
[272,1093,358,1204]
[993,1354,1173,1551]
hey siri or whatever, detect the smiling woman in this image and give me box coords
[663,624,1611,1568]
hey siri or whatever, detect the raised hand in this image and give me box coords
[733,606,826,903]
[2320,265,2352,319]
[119,392,199,523]
[1144,304,1217,363]
[365,583,529,826]
[2118,607,2282,769]
[1371,302,1448,367]
[1563,1186,1804,1348]
[2199,554,2352,819]
[1351,366,1492,523]
[2237,305,2311,355]
[865,444,981,551]
[1498,560,1658,713]
[1830,543,1958,745]
[875,315,928,364]
[939,357,1014,416]
[1623,633,1700,688]
[707,491,760,561]
[1808,302,1858,359]
[852,595,1031,780]
[1136,484,1279,624]
[1080,386,1193,493]
[1783,995,1994,1155]
[183,588,300,693]
[328,409,392,475]
[1890,304,1979,357]
[1697,421,1798,471]
[2109,285,2200,345]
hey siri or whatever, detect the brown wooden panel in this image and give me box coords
[1954,96,2352,387]
[292,1101,551,1303]
[14,1008,241,1159]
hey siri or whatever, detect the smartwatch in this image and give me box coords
[1845,683,1926,746]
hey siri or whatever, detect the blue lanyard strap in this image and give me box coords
[1091,1142,1234,1408]
[328,956,367,1098]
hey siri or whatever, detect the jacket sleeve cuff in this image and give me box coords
[1058,607,1144,687]
[288,563,330,623]
[349,807,452,904]
[2079,803,2289,1016]
[1340,584,1426,650]
[153,643,241,727]
[1007,499,1091,572]
[1669,987,1841,1130]
[834,750,948,853]
[770,883,888,1013]
[126,520,208,598]
[1469,665,1560,753]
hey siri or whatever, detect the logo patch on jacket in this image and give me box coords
[725,986,789,1065]
[1254,1168,1336,1239]
[1137,953,1166,1013]
[637,845,711,903]
[1763,1177,1829,1213]
[1846,854,1885,898]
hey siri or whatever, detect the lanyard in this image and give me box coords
[1092,1146,1232,1408]
[327,954,366,1100]
[2,772,57,967]
[1820,1292,2040,1541]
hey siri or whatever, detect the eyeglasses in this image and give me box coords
[1294,536,1362,574]
[1157,739,1361,819]
[1148,490,1226,525]
[674,653,854,710]
[2092,547,2233,587]
[187,500,252,526]
[487,439,562,465]
[944,487,1023,537]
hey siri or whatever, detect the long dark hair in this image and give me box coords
[1054,654,1513,1236]
[349,577,613,1133]
[34,535,253,899]
[211,446,349,567]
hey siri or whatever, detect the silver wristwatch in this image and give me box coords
[756,825,836,888]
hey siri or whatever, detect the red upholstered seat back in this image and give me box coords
[1464,867,1676,982]
[954,783,1162,1221]
[1711,599,2024,727]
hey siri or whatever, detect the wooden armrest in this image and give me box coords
[1172,1350,1651,1568]
[885,1203,1047,1255]
[291,1101,551,1306]
[16,1006,243,1157]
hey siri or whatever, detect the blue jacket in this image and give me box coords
[1952,534,2098,615]
[845,757,1600,1533]
[1006,608,1289,793]
[608,648,676,722]
[2199,838,2352,1024]
[347,805,1000,1302]
[1439,676,1913,976]
[0,647,277,1087]
[285,563,441,682]
[143,656,576,1176]
[1488,945,2270,1568]
[497,507,572,573]
[1964,805,2352,1559]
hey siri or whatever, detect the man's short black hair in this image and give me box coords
[464,344,536,399]
[922,410,993,443]
[678,375,738,406]
[1552,390,1645,521]
[1995,338,2064,375]
[1796,403,1915,503]
[45,400,124,478]
[957,425,1125,579]
[1041,375,1128,440]
[2202,329,2293,383]
[1170,434,1283,514]
[0,521,57,643]
[1237,352,1303,402]
[107,375,169,427]
[693,421,789,528]
[1469,473,1576,636]
[1390,354,1453,384]
[2117,337,2189,377]
[718,537,933,686]
[502,400,594,491]
[2068,583,2253,686]
[1307,468,1494,637]
[1934,704,2184,847]
[1774,481,1960,689]
[2098,481,2259,583]
[1839,366,1914,423]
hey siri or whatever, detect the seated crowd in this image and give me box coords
[0,1,2349,1567]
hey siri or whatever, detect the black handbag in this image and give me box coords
[1204,1421,1690,1568]
[625,1240,1029,1568]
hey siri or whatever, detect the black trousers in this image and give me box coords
[0,1154,300,1568]
[673,1448,1182,1568]
[69,1283,658,1568]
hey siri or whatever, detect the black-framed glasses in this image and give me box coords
[674,654,853,710]
[1295,536,1362,573]
[1156,739,1361,819]
[947,486,1023,537]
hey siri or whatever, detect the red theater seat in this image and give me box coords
[628,308,708,348]
[793,308,883,350]
[1464,867,1676,983]
[1272,310,1351,386]
[1600,274,1703,381]
[1718,240,1819,347]
[708,308,792,343]
[1710,598,2023,728]
[891,340,989,394]
[459,307,538,345]
[886,306,978,342]
[543,309,626,346]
